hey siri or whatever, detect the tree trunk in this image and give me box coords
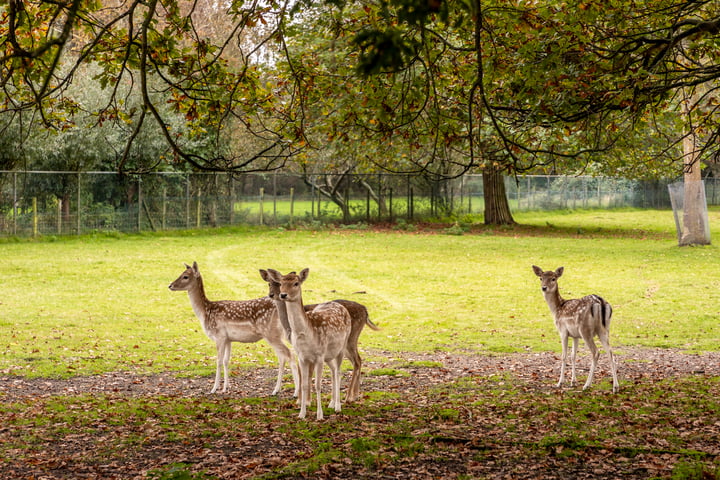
[680,159,710,246]
[679,90,710,246]
[483,169,515,225]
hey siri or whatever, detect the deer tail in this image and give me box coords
[366,315,381,331]
[592,295,612,329]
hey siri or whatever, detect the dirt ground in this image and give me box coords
[1,347,719,480]
[2,347,718,399]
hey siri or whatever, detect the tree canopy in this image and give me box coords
[2,1,719,184]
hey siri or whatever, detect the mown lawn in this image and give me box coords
[1,208,719,479]
[1,208,718,378]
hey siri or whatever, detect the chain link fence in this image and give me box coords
[1,171,717,237]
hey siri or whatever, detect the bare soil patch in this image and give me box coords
[2,347,718,399]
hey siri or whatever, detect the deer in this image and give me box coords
[169,262,298,395]
[260,269,379,402]
[532,266,620,393]
[264,268,352,420]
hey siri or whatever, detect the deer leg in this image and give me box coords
[329,353,344,412]
[222,341,232,393]
[293,359,302,404]
[211,341,225,394]
[315,362,324,420]
[290,353,300,399]
[570,337,579,387]
[272,354,286,396]
[268,342,291,396]
[583,336,600,391]
[599,331,620,393]
[345,344,362,403]
[557,333,569,388]
[298,361,311,419]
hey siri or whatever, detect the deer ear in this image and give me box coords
[555,267,564,277]
[192,261,199,273]
[266,269,282,282]
[532,265,543,277]
[259,269,269,281]
[299,268,309,282]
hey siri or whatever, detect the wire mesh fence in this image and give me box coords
[1,170,716,237]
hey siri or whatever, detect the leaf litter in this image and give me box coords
[0,347,718,479]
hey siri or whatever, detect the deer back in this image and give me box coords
[306,301,352,354]
[554,295,611,338]
[206,297,277,342]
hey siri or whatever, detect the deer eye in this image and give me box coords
[294,282,299,287]
[183,275,189,280]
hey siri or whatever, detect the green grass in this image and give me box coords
[1,208,719,379]
[1,209,719,479]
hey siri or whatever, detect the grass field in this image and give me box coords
[2,207,719,479]
[1,207,718,379]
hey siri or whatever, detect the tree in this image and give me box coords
[4,0,720,234]
[278,0,521,223]
[1,0,298,174]
[337,0,720,231]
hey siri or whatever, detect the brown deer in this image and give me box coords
[532,266,619,393]
[169,262,297,395]
[264,268,352,420]
[260,269,379,402]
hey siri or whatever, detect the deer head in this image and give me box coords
[259,268,281,299]
[169,262,201,291]
[532,265,564,294]
[266,268,309,303]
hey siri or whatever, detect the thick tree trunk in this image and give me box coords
[680,159,710,246]
[680,91,710,246]
[482,169,515,225]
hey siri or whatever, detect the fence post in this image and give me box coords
[389,188,393,222]
[311,184,315,219]
[366,189,370,222]
[229,175,235,225]
[12,172,17,235]
[211,173,218,227]
[406,177,411,221]
[33,197,38,237]
[289,187,295,226]
[317,185,322,220]
[273,172,277,225]
[57,199,62,234]
[186,175,191,229]
[77,172,82,235]
[259,187,264,225]
[137,177,143,232]
[162,188,167,230]
[344,183,350,223]
[409,187,414,221]
[196,188,202,228]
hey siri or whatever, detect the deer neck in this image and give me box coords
[273,298,292,336]
[284,297,311,339]
[186,276,211,326]
[543,288,565,317]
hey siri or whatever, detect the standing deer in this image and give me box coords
[532,265,620,393]
[169,262,298,395]
[264,268,351,420]
[260,269,379,402]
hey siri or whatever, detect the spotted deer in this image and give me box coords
[532,266,619,393]
[260,269,379,402]
[169,262,298,395]
[264,268,351,420]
